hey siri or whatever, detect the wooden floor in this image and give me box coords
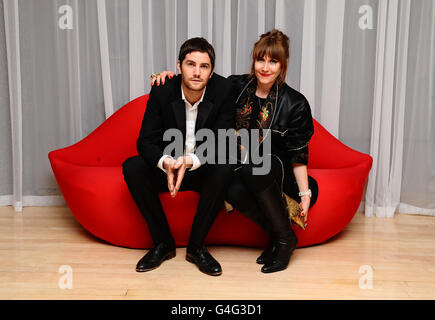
[0,205,434,300]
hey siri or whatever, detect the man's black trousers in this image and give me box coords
[122,155,234,248]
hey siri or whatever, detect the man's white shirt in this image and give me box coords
[157,86,205,173]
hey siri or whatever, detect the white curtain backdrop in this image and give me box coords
[1,0,434,217]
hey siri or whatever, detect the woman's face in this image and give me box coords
[254,55,281,87]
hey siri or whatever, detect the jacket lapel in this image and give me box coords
[195,100,213,131]
[171,99,186,139]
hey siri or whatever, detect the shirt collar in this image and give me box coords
[181,85,206,109]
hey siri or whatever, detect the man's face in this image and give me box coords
[177,51,213,92]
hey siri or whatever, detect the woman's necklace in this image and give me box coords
[257,96,270,122]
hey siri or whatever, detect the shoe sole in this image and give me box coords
[136,251,176,272]
[185,254,222,276]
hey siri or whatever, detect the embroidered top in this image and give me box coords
[235,83,276,143]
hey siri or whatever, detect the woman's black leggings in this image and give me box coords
[226,155,318,213]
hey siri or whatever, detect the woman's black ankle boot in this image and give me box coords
[240,206,275,264]
[261,233,298,273]
[255,181,298,273]
[256,234,275,264]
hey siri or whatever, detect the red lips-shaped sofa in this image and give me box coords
[49,94,372,249]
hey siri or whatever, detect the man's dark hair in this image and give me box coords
[178,37,215,70]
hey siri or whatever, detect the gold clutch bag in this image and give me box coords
[282,193,307,230]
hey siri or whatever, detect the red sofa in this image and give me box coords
[49,94,372,249]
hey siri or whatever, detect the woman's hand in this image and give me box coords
[150,71,176,87]
[300,195,310,223]
[291,163,310,223]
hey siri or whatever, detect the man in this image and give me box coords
[122,38,234,276]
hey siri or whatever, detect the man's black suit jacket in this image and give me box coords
[137,73,235,167]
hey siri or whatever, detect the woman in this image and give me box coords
[151,29,318,273]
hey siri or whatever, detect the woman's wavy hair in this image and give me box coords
[248,29,290,86]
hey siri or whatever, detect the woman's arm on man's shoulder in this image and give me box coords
[150,70,176,86]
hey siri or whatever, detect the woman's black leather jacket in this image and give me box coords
[228,74,314,166]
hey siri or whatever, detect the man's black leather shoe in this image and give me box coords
[136,242,176,272]
[186,246,222,276]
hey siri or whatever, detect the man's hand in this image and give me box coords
[163,156,193,197]
[171,156,193,197]
[163,157,177,196]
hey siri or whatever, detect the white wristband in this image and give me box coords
[298,189,312,198]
